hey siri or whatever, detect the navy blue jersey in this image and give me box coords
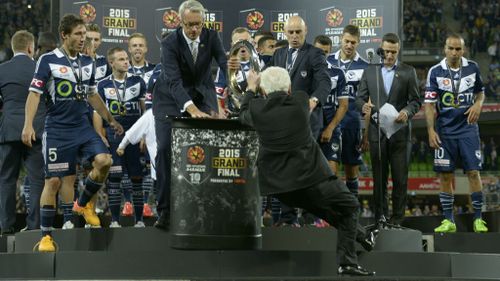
[425,57,484,139]
[145,63,162,110]
[323,66,348,125]
[95,54,111,82]
[128,61,156,85]
[98,73,146,133]
[326,51,368,130]
[29,48,96,129]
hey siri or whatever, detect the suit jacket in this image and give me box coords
[0,54,45,143]
[152,27,227,119]
[268,43,331,137]
[355,62,421,142]
[239,90,333,195]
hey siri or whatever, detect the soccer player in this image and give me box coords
[326,25,368,197]
[128,33,155,85]
[97,47,146,228]
[86,23,111,82]
[314,35,349,176]
[425,33,488,233]
[22,14,123,251]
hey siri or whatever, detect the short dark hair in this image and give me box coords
[313,35,332,47]
[86,23,101,33]
[382,33,400,44]
[59,14,85,38]
[107,46,127,61]
[253,30,274,39]
[37,31,58,49]
[257,35,274,49]
[274,39,289,49]
[342,25,360,39]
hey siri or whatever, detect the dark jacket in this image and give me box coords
[0,54,45,143]
[239,90,333,195]
[152,27,227,119]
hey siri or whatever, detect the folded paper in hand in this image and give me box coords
[378,103,405,139]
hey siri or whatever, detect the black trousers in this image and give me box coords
[275,177,361,266]
[0,141,44,230]
[369,138,410,224]
[154,117,172,215]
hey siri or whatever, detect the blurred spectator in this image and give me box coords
[361,200,373,218]
[403,0,445,47]
[0,0,50,63]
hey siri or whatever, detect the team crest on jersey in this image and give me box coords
[300,71,307,78]
[442,78,450,86]
[59,67,68,74]
[465,77,473,87]
[108,88,116,96]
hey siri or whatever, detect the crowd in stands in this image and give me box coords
[403,0,447,47]
[0,0,50,63]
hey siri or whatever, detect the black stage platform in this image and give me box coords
[0,223,500,280]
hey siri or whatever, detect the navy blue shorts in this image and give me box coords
[340,128,363,165]
[320,127,342,162]
[108,134,143,178]
[433,136,482,173]
[43,125,109,178]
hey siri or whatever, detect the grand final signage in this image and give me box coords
[63,0,400,63]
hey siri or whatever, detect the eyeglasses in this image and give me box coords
[183,21,204,29]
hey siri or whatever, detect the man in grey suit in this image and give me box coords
[0,30,45,233]
[355,33,421,226]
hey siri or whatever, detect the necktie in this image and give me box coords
[190,41,198,63]
[286,48,297,72]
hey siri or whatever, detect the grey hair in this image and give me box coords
[260,67,291,94]
[179,0,206,21]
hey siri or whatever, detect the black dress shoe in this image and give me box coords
[154,212,170,231]
[338,264,375,276]
[358,230,376,251]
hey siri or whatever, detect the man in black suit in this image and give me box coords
[268,15,330,138]
[355,33,421,226]
[240,67,374,276]
[152,0,227,229]
[0,30,45,233]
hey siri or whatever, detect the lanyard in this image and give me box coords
[445,59,462,108]
[60,48,83,86]
[446,60,462,95]
[111,75,127,103]
[338,57,354,72]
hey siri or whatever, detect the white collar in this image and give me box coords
[440,57,469,69]
[334,50,360,62]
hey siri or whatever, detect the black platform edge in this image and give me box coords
[434,232,500,253]
[14,227,422,253]
[400,210,500,233]
[51,250,500,280]
[171,233,262,250]
[0,252,54,279]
